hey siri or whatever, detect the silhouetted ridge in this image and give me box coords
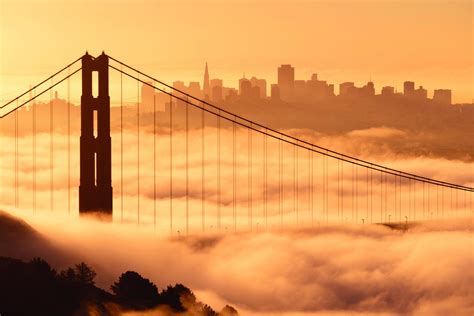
[0,256,238,316]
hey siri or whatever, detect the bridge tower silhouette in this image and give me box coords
[79,52,113,216]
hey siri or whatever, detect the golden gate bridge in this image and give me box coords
[1,52,472,235]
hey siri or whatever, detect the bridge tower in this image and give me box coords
[79,52,113,216]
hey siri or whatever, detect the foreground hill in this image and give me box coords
[0,211,238,316]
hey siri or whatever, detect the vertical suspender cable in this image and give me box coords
[186,96,189,234]
[233,116,237,231]
[15,100,18,209]
[249,125,252,230]
[380,171,383,223]
[341,159,344,223]
[202,102,205,232]
[217,110,221,230]
[67,66,71,214]
[50,78,53,212]
[153,89,156,229]
[355,166,358,222]
[33,89,36,213]
[120,65,124,222]
[279,138,283,227]
[366,167,369,223]
[422,182,425,219]
[428,182,431,219]
[169,94,173,235]
[310,149,314,225]
[137,74,140,224]
[308,150,311,225]
[322,154,328,223]
[353,164,356,223]
[393,174,396,221]
[413,180,416,220]
[294,144,297,225]
[325,151,329,223]
[399,176,402,221]
[264,129,267,228]
[370,167,373,223]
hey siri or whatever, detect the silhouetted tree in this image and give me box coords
[158,283,196,312]
[201,303,218,315]
[30,257,57,279]
[59,267,77,283]
[74,262,97,285]
[0,256,237,315]
[111,271,159,310]
[220,304,239,316]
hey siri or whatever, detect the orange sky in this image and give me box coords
[1,0,472,103]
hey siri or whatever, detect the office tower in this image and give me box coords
[404,81,415,97]
[203,62,210,100]
[249,77,267,98]
[278,64,295,101]
[339,82,355,96]
[433,89,452,105]
[271,84,280,99]
[381,86,395,96]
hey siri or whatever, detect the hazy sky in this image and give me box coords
[1,0,472,102]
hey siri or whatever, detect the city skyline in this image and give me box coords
[164,61,457,105]
[1,0,472,103]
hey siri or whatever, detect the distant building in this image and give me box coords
[433,89,452,105]
[293,80,306,101]
[414,86,427,100]
[239,78,252,98]
[306,73,334,99]
[381,86,395,96]
[364,81,375,96]
[404,81,415,97]
[188,82,202,98]
[249,77,267,98]
[210,79,223,102]
[223,88,238,101]
[271,84,280,99]
[339,82,355,96]
[210,79,223,88]
[212,86,223,102]
[239,77,261,100]
[339,81,374,97]
[203,62,210,100]
[278,64,295,101]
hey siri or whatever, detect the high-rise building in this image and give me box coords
[364,81,375,96]
[271,84,280,99]
[249,77,267,98]
[305,74,334,99]
[404,81,415,97]
[339,82,354,96]
[294,80,306,100]
[210,79,223,102]
[188,82,202,98]
[239,78,252,98]
[381,86,395,96]
[278,64,295,101]
[203,62,210,100]
[210,79,223,89]
[433,89,451,105]
[414,86,427,99]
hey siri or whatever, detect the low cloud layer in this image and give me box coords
[3,210,473,316]
[1,127,472,231]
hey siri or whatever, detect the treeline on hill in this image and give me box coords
[0,256,238,316]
